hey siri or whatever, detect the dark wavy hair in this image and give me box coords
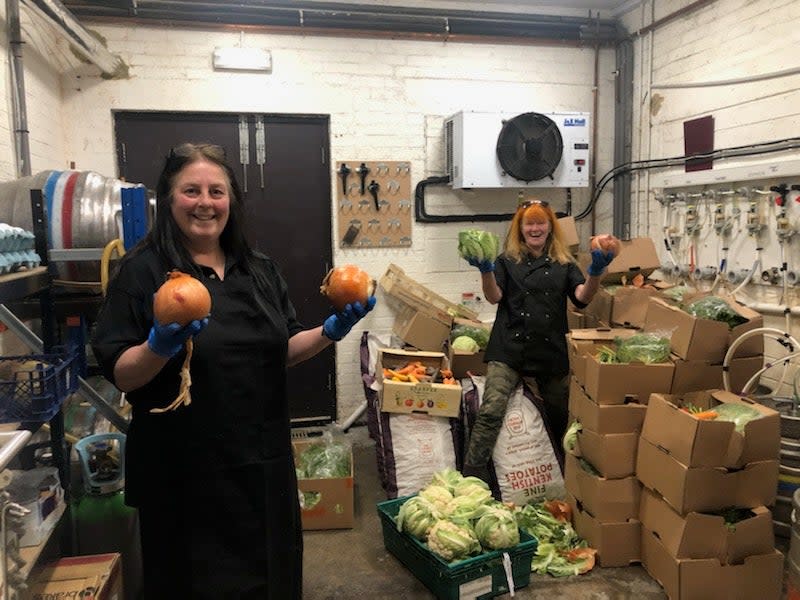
[122,142,275,310]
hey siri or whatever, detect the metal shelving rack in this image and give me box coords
[0,186,148,597]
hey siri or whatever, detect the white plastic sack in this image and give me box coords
[471,376,565,505]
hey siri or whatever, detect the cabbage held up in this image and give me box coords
[458,229,500,264]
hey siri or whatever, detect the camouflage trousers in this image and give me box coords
[464,361,569,468]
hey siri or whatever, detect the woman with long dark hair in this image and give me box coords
[92,143,374,598]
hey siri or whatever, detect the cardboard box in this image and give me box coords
[611,286,661,328]
[645,297,763,363]
[670,358,723,394]
[379,348,462,418]
[448,347,486,378]
[641,528,783,600]
[25,553,122,600]
[448,318,492,377]
[578,237,661,284]
[670,356,763,395]
[294,440,354,530]
[582,288,613,328]
[635,437,778,514]
[567,494,641,567]
[641,391,780,468]
[568,329,674,405]
[574,428,639,479]
[558,215,579,250]
[564,452,641,521]
[726,355,764,395]
[639,487,774,564]
[567,309,585,330]
[379,263,478,322]
[393,305,451,352]
[568,377,647,434]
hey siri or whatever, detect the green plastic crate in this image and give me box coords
[377,496,538,600]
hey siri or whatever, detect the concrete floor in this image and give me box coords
[302,426,793,600]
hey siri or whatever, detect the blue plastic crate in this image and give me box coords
[377,496,538,600]
[0,348,79,423]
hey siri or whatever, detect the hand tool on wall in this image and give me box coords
[338,163,351,195]
[368,179,380,211]
[356,162,370,195]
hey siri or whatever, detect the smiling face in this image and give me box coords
[169,159,230,251]
[520,207,552,257]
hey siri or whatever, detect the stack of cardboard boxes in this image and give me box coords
[637,390,783,599]
[564,327,670,566]
[564,267,785,596]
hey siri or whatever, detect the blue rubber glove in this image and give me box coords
[147,318,208,358]
[588,249,615,277]
[322,296,377,341]
[466,256,495,273]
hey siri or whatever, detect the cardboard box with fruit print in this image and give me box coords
[378,348,462,418]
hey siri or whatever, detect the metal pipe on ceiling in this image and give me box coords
[61,0,624,43]
[21,0,127,77]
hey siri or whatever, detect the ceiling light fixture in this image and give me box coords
[212,47,272,72]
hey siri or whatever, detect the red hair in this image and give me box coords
[503,201,574,264]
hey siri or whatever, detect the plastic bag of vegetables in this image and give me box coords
[295,433,351,479]
[458,229,500,264]
[684,296,748,329]
[596,333,671,364]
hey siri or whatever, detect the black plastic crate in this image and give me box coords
[0,349,79,423]
[377,496,538,600]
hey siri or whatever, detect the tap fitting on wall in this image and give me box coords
[726,269,752,285]
[760,267,781,285]
[693,266,717,280]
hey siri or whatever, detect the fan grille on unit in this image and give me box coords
[496,112,564,182]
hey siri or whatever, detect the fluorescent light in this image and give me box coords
[213,47,272,72]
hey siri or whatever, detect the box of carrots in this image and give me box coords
[378,348,462,418]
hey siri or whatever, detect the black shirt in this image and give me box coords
[484,252,586,376]
[91,246,304,505]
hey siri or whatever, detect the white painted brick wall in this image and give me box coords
[620,0,800,400]
[47,24,615,422]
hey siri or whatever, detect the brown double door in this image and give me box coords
[114,111,335,424]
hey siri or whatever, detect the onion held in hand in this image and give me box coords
[590,234,621,257]
[320,264,375,312]
[153,270,212,326]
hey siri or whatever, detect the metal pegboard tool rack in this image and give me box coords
[335,161,412,248]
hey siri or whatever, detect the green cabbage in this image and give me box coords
[458,229,500,263]
[450,324,491,350]
[452,335,480,352]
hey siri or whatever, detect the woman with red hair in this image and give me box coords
[463,199,617,479]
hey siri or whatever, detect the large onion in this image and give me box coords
[320,264,375,312]
[153,270,212,326]
[590,234,621,258]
